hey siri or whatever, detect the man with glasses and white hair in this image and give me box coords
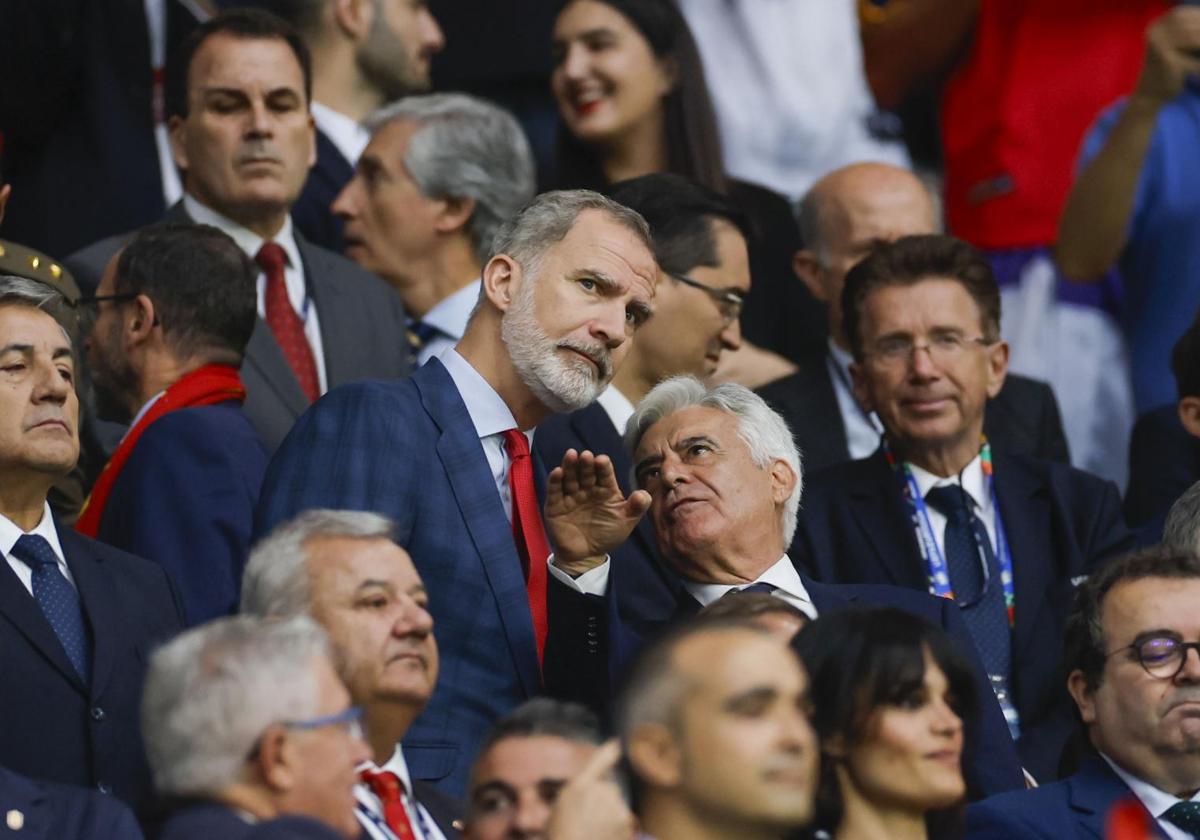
[966,548,1200,838]
[241,509,460,840]
[544,374,1023,797]
[141,614,368,839]
[332,92,536,364]
[791,233,1131,781]
[256,189,657,796]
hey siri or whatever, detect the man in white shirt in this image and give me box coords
[333,93,536,365]
[966,548,1200,839]
[243,510,460,840]
[261,0,445,250]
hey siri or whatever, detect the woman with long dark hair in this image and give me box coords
[793,608,974,840]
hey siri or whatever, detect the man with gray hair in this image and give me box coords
[544,375,1024,797]
[142,614,367,839]
[256,189,657,796]
[333,92,537,364]
[1162,480,1200,557]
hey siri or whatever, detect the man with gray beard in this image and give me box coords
[255,189,658,797]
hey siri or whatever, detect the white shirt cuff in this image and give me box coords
[547,555,611,596]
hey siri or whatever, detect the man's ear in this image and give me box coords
[332,0,372,39]
[127,294,158,347]
[254,726,296,793]
[792,250,828,303]
[626,724,683,789]
[435,196,477,236]
[1066,669,1097,726]
[1179,397,1200,439]
[480,254,521,314]
[769,457,798,506]
[985,339,1010,399]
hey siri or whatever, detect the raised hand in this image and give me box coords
[545,448,651,577]
[1136,6,1200,105]
[547,740,636,840]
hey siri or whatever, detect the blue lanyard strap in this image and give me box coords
[883,438,1016,628]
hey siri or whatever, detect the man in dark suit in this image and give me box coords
[260,0,445,252]
[143,615,369,840]
[64,10,411,452]
[242,510,462,840]
[543,375,1024,798]
[794,234,1131,781]
[255,190,659,796]
[0,277,183,813]
[759,161,1068,474]
[78,223,267,625]
[0,764,143,840]
[966,548,1200,838]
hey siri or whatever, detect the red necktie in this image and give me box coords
[502,429,549,668]
[359,769,416,840]
[255,242,320,403]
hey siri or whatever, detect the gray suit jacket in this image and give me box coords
[65,202,412,451]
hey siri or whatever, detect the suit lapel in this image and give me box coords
[0,768,52,840]
[802,359,852,464]
[58,526,121,701]
[1068,758,1152,838]
[846,452,928,588]
[416,362,541,696]
[992,454,1054,664]
[804,574,853,615]
[302,235,357,389]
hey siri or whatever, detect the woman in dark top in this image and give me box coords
[793,608,974,840]
[548,0,822,364]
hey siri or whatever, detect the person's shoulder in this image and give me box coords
[1000,449,1116,495]
[965,777,1074,834]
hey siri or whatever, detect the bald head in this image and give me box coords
[795,164,938,348]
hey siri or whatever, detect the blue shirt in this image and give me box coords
[1080,84,1200,411]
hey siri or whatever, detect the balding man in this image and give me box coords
[757,162,1068,474]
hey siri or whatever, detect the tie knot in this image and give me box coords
[359,768,405,802]
[11,534,59,569]
[255,242,288,273]
[739,581,778,595]
[924,485,974,522]
[502,429,530,460]
[1165,800,1200,831]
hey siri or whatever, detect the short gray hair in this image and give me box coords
[0,274,74,337]
[365,93,537,264]
[625,376,803,544]
[488,189,653,282]
[1164,481,1200,556]
[141,614,330,797]
[241,509,396,618]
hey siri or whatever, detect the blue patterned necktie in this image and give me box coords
[11,534,91,684]
[406,320,439,354]
[1164,801,1200,835]
[738,581,778,595]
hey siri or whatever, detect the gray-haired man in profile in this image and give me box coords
[333,92,537,364]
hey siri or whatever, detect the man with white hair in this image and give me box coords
[141,614,368,839]
[545,375,1024,798]
[255,189,658,795]
[333,92,536,364]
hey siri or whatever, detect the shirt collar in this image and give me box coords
[359,744,413,795]
[422,279,480,342]
[827,337,854,379]
[0,502,67,565]
[311,101,370,165]
[595,385,636,436]
[908,453,990,514]
[1101,753,1200,819]
[682,554,816,618]
[127,391,165,434]
[182,193,302,271]
[440,348,527,441]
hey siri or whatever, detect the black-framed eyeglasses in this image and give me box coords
[1107,634,1200,680]
[669,273,744,326]
[74,293,138,308]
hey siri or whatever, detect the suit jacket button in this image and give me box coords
[97,782,112,795]
[91,706,106,721]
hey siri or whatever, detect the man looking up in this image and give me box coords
[333,92,536,363]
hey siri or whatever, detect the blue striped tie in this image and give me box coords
[11,534,91,684]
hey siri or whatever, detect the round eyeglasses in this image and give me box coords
[1108,635,1200,680]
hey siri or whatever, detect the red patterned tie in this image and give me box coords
[358,769,415,840]
[502,429,549,668]
[255,242,320,403]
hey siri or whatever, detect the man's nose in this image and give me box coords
[331,178,361,220]
[719,316,742,352]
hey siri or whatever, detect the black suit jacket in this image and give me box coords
[756,346,1070,474]
[1125,404,1200,545]
[292,128,353,254]
[64,202,412,452]
[0,765,143,840]
[159,803,345,840]
[0,522,184,813]
[793,449,1132,780]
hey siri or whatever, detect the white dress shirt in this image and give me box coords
[1,503,75,595]
[682,554,817,619]
[356,746,446,840]
[594,385,637,437]
[183,194,328,393]
[827,339,883,460]
[1103,754,1200,840]
[907,455,998,564]
[419,280,481,366]
[312,101,370,167]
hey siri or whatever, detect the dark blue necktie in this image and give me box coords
[407,320,439,353]
[1164,801,1200,835]
[11,534,91,684]
[923,486,1011,687]
[738,581,778,595]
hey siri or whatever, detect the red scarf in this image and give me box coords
[75,364,247,537]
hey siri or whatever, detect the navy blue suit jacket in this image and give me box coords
[793,449,1132,780]
[1125,405,1200,546]
[0,522,184,813]
[965,757,1160,838]
[96,402,268,626]
[292,128,353,254]
[159,803,344,840]
[0,765,143,840]
[256,359,587,797]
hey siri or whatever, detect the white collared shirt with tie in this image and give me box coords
[356,746,446,840]
[0,503,74,595]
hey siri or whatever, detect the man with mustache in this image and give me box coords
[255,188,658,796]
[966,548,1200,838]
[66,9,411,453]
[0,276,183,815]
[242,510,461,840]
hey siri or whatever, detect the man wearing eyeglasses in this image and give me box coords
[535,174,750,693]
[792,233,1132,783]
[966,548,1200,838]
